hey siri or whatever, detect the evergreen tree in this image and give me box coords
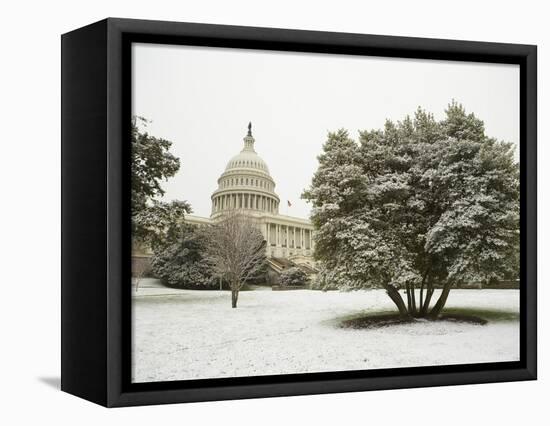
[303,102,519,318]
[151,223,214,289]
[131,117,186,243]
[131,117,180,214]
[133,199,191,252]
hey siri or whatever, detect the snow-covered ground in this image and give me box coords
[132,280,519,383]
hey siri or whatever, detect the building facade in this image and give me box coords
[186,123,316,269]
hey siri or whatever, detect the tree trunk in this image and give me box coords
[384,283,410,318]
[418,269,429,314]
[231,289,238,308]
[420,277,434,316]
[421,287,434,316]
[410,283,417,315]
[429,281,453,319]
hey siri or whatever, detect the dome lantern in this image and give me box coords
[243,121,255,152]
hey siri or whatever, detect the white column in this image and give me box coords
[289,226,293,248]
[288,226,290,247]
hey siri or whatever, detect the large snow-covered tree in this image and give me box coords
[303,102,519,318]
[131,116,180,216]
[131,116,190,248]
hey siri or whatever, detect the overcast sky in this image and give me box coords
[132,43,519,219]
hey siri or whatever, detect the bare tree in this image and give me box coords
[132,257,150,292]
[202,212,267,308]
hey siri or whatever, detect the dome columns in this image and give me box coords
[211,192,279,216]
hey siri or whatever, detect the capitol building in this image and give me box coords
[185,123,316,272]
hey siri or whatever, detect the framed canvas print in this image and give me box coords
[61,18,537,407]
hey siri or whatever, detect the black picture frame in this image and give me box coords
[61,17,537,407]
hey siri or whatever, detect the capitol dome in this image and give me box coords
[225,150,270,174]
[211,123,280,218]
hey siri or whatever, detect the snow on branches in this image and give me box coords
[303,102,519,318]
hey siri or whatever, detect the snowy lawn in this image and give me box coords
[132,281,519,383]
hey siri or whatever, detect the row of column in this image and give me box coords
[213,193,279,214]
[266,223,312,250]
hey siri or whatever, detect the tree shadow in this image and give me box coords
[332,307,518,330]
[441,307,519,322]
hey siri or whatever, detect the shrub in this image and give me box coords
[151,224,215,289]
[279,267,309,287]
